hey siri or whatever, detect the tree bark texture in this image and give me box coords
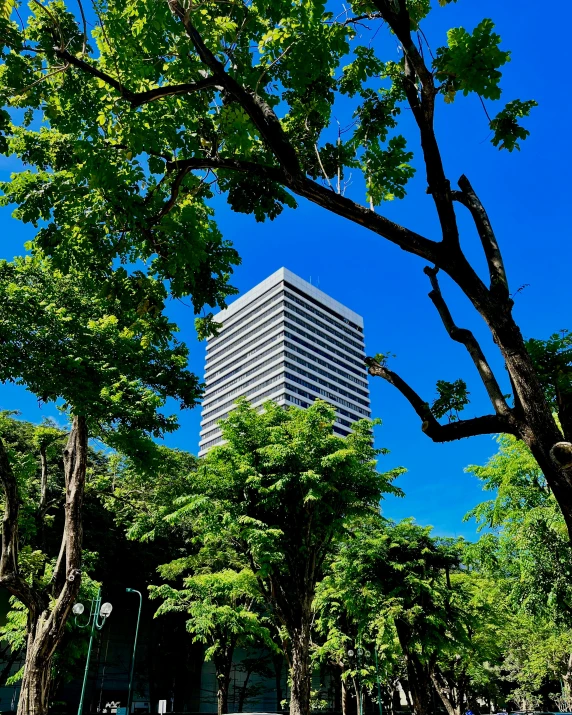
[403,653,434,715]
[431,668,462,715]
[289,612,312,715]
[340,663,350,715]
[214,643,234,715]
[0,416,88,715]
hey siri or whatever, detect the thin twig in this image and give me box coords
[477,94,492,123]
[314,144,334,191]
[255,42,297,96]
[14,63,70,96]
[76,0,87,55]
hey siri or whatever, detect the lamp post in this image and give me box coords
[74,587,113,715]
[347,647,366,715]
[126,587,143,714]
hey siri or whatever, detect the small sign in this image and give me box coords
[158,700,167,714]
[116,709,128,715]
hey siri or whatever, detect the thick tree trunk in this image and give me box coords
[17,621,55,715]
[0,417,88,715]
[431,666,465,715]
[217,680,229,715]
[289,611,312,715]
[341,664,350,715]
[562,653,572,710]
[238,666,252,712]
[214,643,234,715]
[403,653,433,715]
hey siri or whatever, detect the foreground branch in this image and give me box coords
[55,48,220,107]
[365,358,516,441]
[452,175,509,296]
[167,156,442,263]
[371,0,459,246]
[167,0,301,179]
[424,265,511,417]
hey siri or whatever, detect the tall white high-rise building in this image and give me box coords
[198,268,371,455]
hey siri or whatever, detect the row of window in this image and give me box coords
[206,298,283,360]
[201,377,284,431]
[205,313,283,372]
[204,350,283,401]
[206,334,281,382]
[199,436,224,451]
[208,285,283,348]
[285,290,364,341]
[284,320,365,373]
[284,373,369,417]
[285,361,369,408]
[284,335,368,384]
[284,281,363,334]
[202,367,284,419]
[285,298,364,351]
[284,310,365,362]
[205,341,369,425]
[285,352,369,400]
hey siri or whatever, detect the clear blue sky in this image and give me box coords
[1,0,570,538]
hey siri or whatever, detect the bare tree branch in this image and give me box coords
[365,358,516,441]
[337,12,385,27]
[423,265,512,417]
[452,175,509,297]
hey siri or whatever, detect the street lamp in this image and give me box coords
[74,587,113,715]
[125,588,143,714]
[347,646,366,715]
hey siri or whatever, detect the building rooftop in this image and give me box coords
[214,267,363,328]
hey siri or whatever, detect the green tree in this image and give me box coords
[0,256,204,715]
[162,399,402,715]
[466,435,572,710]
[0,413,112,705]
[314,548,403,715]
[327,517,492,715]
[3,0,572,536]
[151,568,275,715]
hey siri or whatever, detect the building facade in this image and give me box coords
[199,268,371,456]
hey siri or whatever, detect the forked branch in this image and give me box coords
[452,175,509,297]
[424,265,511,417]
[166,0,301,179]
[365,358,516,441]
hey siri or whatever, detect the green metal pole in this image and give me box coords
[374,648,383,715]
[126,588,142,713]
[78,588,101,715]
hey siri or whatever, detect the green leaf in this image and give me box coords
[490,99,537,151]
[434,19,510,101]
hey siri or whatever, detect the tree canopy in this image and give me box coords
[2,0,572,542]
